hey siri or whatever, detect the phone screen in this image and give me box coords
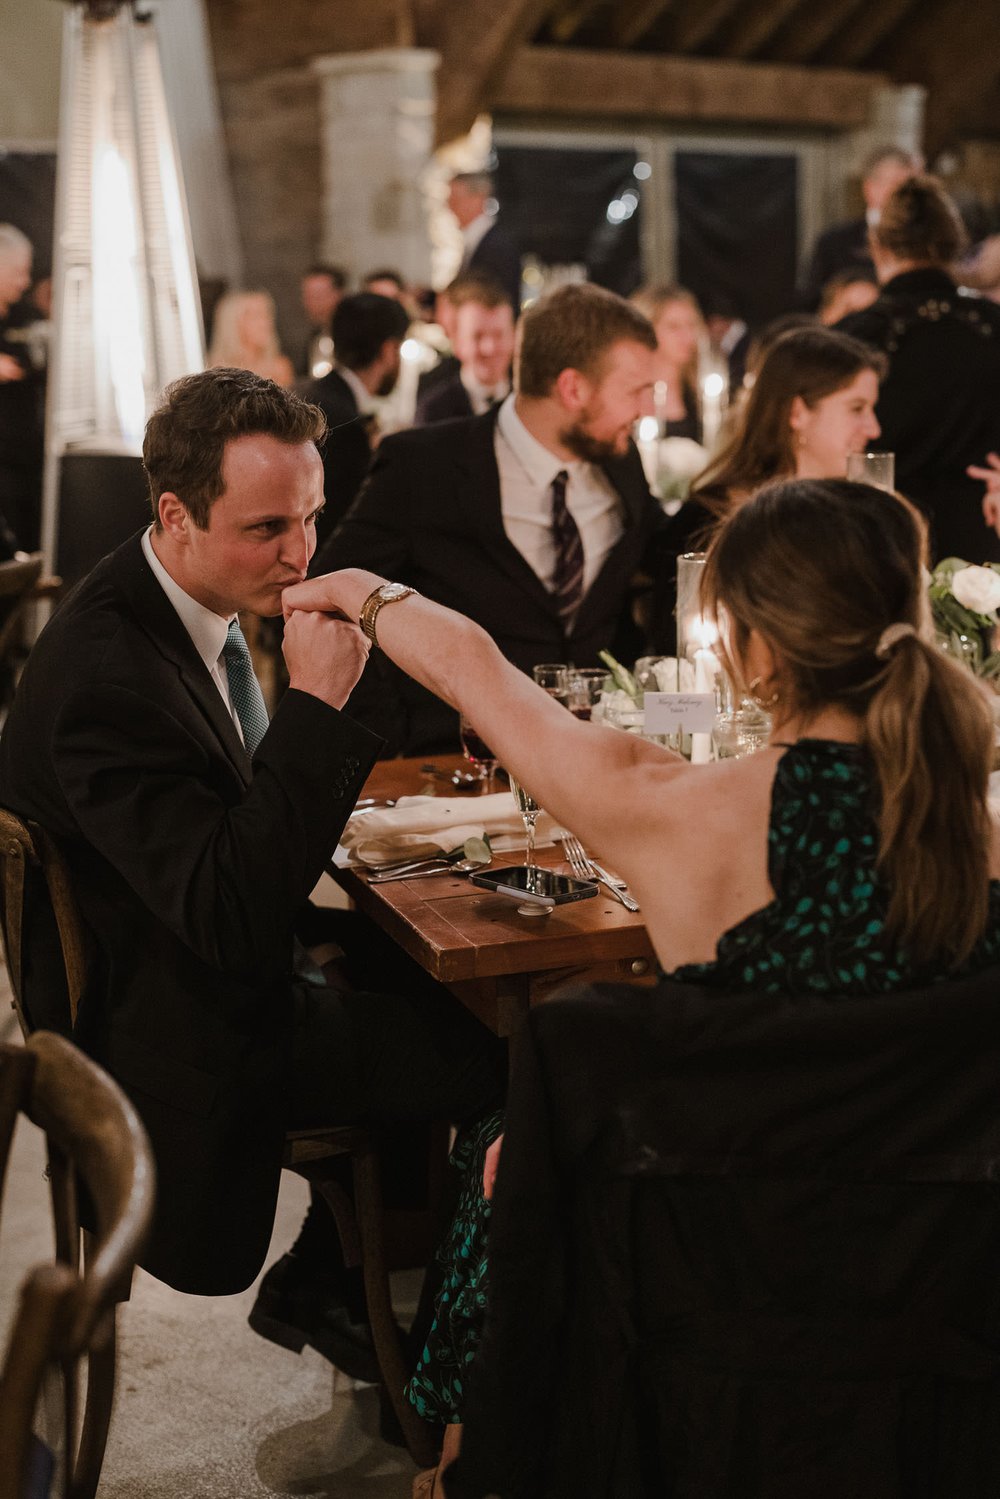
[471,865,598,903]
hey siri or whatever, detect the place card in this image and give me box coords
[643,691,716,734]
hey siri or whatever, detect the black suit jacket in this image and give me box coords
[302,367,374,550]
[467,222,522,313]
[838,269,1000,563]
[415,372,474,426]
[315,409,673,755]
[798,215,872,310]
[0,534,381,1293]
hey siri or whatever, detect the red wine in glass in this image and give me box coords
[459,716,498,793]
[570,705,591,722]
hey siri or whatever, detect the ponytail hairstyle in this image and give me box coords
[702,477,995,967]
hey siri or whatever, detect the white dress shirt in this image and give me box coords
[460,212,494,267]
[493,395,624,608]
[141,527,245,744]
[460,367,510,416]
[335,364,376,415]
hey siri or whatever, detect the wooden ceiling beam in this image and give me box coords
[490,46,883,129]
[771,0,870,65]
[548,0,607,44]
[823,0,924,68]
[433,0,553,146]
[881,0,1000,154]
[670,0,745,54]
[720,0,807,60]
[611,0,674,49]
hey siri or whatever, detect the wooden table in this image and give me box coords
[333,756,657,1035]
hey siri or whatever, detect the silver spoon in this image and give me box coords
[368,854,492,884]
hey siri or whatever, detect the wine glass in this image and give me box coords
[532,663,570,704]
[507,773,548,916]
[459,714,498,794]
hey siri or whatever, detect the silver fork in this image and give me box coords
[558,832,640,912]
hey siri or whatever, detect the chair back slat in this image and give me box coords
[0,809,89,1037]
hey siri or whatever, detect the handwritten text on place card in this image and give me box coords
[643,691,716,734]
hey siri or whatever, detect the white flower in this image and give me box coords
[950,564,1000,615]
[659,436,709,479]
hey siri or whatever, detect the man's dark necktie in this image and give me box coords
[221,618,269,755]
[550,468,584,623]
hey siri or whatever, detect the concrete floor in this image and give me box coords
[0,962,425,1498]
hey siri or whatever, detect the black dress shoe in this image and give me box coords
[248,1252,382,1384]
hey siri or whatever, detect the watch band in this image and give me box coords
[359,584,416,646]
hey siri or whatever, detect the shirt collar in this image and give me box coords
[461,212,493,256]
[461,367,510,405]
[336,364,377,415]
[141,526,232,674]
[496,393,581,489]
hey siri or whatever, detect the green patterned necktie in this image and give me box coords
[221,618,269,755]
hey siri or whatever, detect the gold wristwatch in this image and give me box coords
[359,582,416,646]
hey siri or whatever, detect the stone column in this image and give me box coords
[312,48,440,285]
[837,83,927,214]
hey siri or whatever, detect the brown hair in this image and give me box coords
[446,274,514,312]
[694,326,887,511]
[143,367,326,529]
[516,282,657,398]
[872,173,968,266]
[702,477,995,968]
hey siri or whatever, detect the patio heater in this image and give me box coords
[41,0,204,586]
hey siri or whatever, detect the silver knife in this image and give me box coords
[589,863,640,912]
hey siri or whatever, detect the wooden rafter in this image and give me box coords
[721,0,807,60]
[492,46,883,128]
[877,0,1000,153]
[819,0,922,67]
[432,0,554,146]
[611,0,674,49]
[548,0,606,43]
[670,0,746,53]
[771,0,870,65]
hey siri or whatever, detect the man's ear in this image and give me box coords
[552,366,591,414]
[158,491,191,542]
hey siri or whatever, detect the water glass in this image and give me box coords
[532,663,570,703]
[712,705,771,760]
[846,451,895,491]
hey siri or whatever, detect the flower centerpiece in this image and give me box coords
[928,558,1000,679]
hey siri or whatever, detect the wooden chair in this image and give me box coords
[0,806,438,1469]
[0,554,61,715]
[0,1030,155,1499]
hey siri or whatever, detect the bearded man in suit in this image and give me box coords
[316,281,674,756]
[0,367,503,1372]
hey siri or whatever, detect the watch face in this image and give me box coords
[381,583,409,601]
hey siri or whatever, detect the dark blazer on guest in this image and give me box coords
[0,533,380,1295]
[414,372,474,426]
[838,268,1000,563]
[302,367,375,549]
[315,408,675,756]
[466,221,522,314]
[798,215,873,310]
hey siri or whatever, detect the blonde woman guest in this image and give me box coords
[631,283,704,441]
[207,290,294,388]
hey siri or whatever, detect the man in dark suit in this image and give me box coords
[303,292,409,548]
[798,147,920,310]
[414,276,514,426]
[317,281,673,756]
[0,369,502,1357]
[448,171,522,315]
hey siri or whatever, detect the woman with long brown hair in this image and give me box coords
[287,478,1000,1493]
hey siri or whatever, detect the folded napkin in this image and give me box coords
[341,792,556,867]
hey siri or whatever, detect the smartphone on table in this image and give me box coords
[470,865,599,906]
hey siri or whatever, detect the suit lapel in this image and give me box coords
[110,535,253,784]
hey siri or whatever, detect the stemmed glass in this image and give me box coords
[846,451,895,491]
[459,714,498,794]
[507,774,546,916]
[532,663,570,704]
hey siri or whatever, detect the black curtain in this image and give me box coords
[494,147,642,297]
[674,151,798,326]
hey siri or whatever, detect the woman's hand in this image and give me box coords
[968,452,1000,535]
[282,568,387,625]
[483,1132,504,1200]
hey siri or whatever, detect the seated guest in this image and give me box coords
[288,476,1000,1492]
[630,282,705,441]
[837,173,1000,563]
[415,278,514,424]
[674,325,885,557]
[317,281,675,757]
[0,368,504,1378]
[303,292,410,548]
[207,289,294,388]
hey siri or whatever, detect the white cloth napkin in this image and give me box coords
[341,792,556,867]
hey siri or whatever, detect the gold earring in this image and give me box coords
[747,675,780,709]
